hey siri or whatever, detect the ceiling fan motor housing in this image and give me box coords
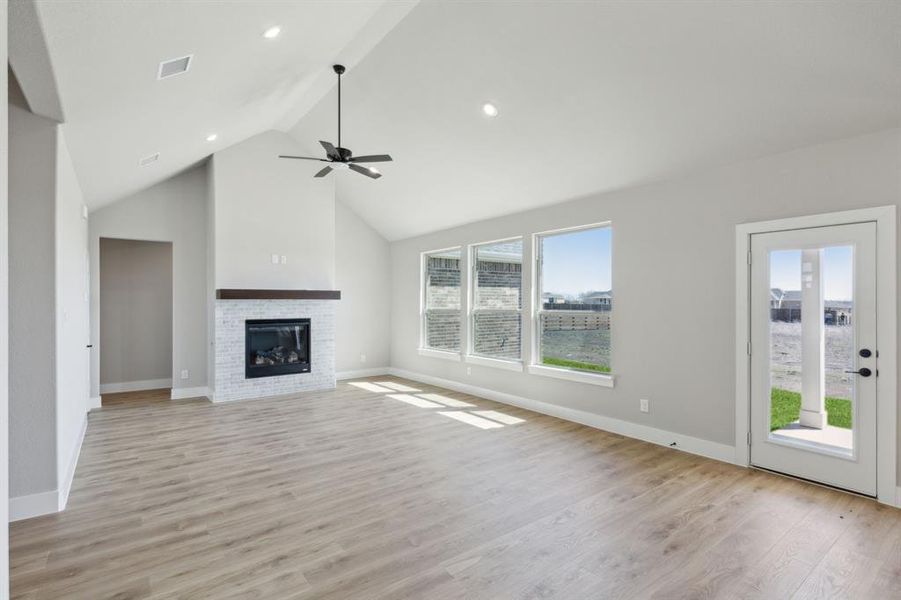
[336,147,352,161]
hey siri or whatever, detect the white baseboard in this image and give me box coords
[388,368,736,465]
[88,396,102,410]
[10,413,88,522]
[336,367,391,380]
[170,386,210,400]
[10,490,58,522]
[59,415,87,511]
[99,378,172,394]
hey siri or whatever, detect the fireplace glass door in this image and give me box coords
[245,319,311,378]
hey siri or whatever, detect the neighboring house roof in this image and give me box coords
[771,288,852,309]
[583,291,612,300]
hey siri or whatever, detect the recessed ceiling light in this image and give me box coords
[482,102,499,117]
[205,133,218,142]
[263,26,281,39]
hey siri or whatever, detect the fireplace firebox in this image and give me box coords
[245,318,311,379]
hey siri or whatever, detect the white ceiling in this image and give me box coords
[289,0,901,240]
[18,0,415,208]
[14,1,901,238]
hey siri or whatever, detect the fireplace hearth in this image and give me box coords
[245,318,311,379]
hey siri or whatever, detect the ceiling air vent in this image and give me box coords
[157,54,192,80]
[139,153,160,167]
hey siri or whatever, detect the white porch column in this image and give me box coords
[799,248,827,429]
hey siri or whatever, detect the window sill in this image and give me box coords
[418,347,462,362]
[527,364,615,388]
[465,354,524,372]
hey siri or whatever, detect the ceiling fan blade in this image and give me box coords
[349,154,393,163]
[279,155,327,161]
[314,166,333,178]
[319,140,339,159]
[349,163,382,179]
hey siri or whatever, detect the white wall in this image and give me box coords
[54,130,89,503]
[89,165,208,397]
[1,4,12,593]
[335,200,391,373]
[211,130,336,290]
[390,129,901,465]
[8,97,57,499]
[99,239,173,388]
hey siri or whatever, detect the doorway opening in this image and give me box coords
[98,238,173,406]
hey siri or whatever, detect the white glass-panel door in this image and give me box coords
[750,222,877,495]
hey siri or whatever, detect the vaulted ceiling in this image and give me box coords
[289,0,901,240]
[11,1,901,240]
[10,0,415,207]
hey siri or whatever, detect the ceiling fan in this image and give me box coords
[279,64,392,179]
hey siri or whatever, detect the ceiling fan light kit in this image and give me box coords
[279,64,392,179]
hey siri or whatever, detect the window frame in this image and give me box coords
[466,236,525,369]
[530,222,614,387]
[419,245,463,359]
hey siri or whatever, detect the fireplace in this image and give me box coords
[245,318,311,379]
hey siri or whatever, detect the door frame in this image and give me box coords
[735,206,897,506]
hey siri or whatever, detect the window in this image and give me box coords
[422,247,462,353]
[535,224,612,374]
[470,239,523,361]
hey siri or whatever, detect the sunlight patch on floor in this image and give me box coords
[418,393,475,408]
[473,410,525,425]
[438,411,504,429]
[375,381,421,393]
[348,381,396,394]
[387,394,444,408]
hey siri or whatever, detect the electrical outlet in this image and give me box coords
[280,255,287,264]
[181,369,189,380]
[466,366,472,376]
[271,254,279,264]
[640,398,649,413]
[360,353,367,363]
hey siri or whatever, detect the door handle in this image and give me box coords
[845,368,872,377]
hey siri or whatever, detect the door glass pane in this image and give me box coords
[768,246,854,455]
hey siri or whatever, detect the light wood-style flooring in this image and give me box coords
[101,387,172,407]
[10,377,901,599]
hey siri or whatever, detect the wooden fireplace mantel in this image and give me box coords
[215,289,341,300]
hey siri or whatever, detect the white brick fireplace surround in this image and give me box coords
[213,299,336,402]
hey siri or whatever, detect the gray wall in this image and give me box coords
[206,158,216,394]
[99,239,173,387]
[211,130,335,290]
[9,98,57,497]
[391,128,901,463]
[90,165,208,397]
[2,7,12,588]
[335,200,391,373]
[8,72,91,514]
